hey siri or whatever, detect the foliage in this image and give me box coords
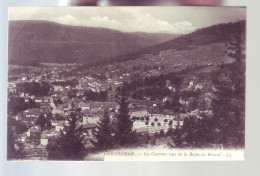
[7,118,27,160]
[16,81,51,97]
[52,79,79,87]
[163,91,183,113]
[53,98,63,106]
[171,118,183,147]
[36,113,52,131]
[8,96,39,115]
[209,32,245,148]
[114,88,137,147]
[84,90,108,102]
[181,115,215,148]
[46,108,86,160]
[91,110,115,151]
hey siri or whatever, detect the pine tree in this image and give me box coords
[46,108,86,160]
[171,117,182,147]
[114,87,137,147]
[91,110,114,151]
[211,31,245,148]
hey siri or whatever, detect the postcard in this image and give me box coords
[7,6,246,161]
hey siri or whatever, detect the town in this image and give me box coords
[7,19,246,160]
[7,48,237,160]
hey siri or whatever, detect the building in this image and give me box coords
[130,109,149,118]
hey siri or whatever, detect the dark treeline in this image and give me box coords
[8,96,40,115]
[121,72,182,101]
[52,79,79,87]
[84,90,108,102]
[16,81,51,97]
[132,87,172,101]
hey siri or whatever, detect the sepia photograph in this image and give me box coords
[7,6,246,161]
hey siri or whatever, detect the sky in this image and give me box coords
[8,7,246,34]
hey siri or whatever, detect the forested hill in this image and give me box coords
[8,20,180,66]
[110,20,246,64]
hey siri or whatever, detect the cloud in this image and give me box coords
[52,15,79,25]
[126,13,196,34]
[86,13,196,34]
[90,16,121,29]
[171,21,196,34]
[9,8,196,34]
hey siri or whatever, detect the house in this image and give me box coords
[135,127,149,134]
[195,84,203,90]
[62,103,71,111]
[65,85,72,90]
[43,96,52,103]
[24,108,42,118]
[27,127,41,144]
[40,134,48,146]
[54,122,64,132]
[35,97,43,103]
[76,90,85,97]
[82,115,100,124]
[21,77,27,81]
[40,104,52,114]
[17,133,27,143]
[27,126,40,137]
[53,85,64,92]
[82,105,90,111]
[130,109,149,118]
[8,87,17,93]
[172,120,184,128]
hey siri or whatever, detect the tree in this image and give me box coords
[7,118,27,160]
[36,114,47,132]
[91,110,114,151]
[114,87,137,147]
[171,117,182,147]
[181,115,214,148]
[46,108,86,160]
[158,129,165,137]
[45,113,53,130]
[210,32,245,148]
[168,120,173,126]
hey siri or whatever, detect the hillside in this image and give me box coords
[110,20,246,64]
[8,20,179,65]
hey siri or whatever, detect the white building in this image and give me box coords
[130,110,149,118]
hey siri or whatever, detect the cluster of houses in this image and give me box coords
[8,60,218,159]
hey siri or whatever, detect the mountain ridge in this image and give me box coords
[8,20,180,65]
[109,20,246,65]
